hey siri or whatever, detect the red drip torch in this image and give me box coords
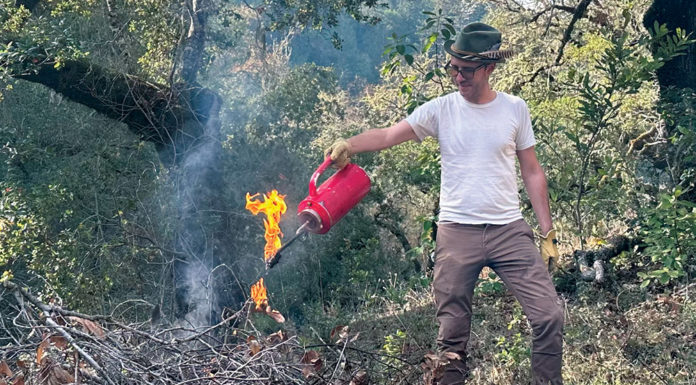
[266,157,371,268]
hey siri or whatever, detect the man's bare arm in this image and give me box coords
[347,120,419,154]
[518,146,553,235]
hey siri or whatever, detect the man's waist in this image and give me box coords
[437,210,523,225]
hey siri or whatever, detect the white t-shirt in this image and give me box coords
[405,91,536,224]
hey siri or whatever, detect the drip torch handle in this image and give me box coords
[309,156,334,197]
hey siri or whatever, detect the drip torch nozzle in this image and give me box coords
[265,221,310,269]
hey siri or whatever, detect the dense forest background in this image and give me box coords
[0,0,694,384]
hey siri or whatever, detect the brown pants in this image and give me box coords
[433,219,564,385]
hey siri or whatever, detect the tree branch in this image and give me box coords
[180,0,210,84]
[15,58,220,165]
[517,0,594,89]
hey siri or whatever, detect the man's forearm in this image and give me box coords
[523,171,553,235]
[345,120,418,154]
[346,128,392,154]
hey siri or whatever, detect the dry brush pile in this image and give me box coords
[0,280,450,385]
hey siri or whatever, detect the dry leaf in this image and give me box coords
[68,317,105,339]
[49,335,68,350]
[0,380,6,385]
[349,369,368,385]
[265,307,285,323]
[301,366,315,379]
[38,358,74,385]
[247,339,262,356]
[300,351,323,371]
[312,357,323,371]
[12,374,25,385]
[330,325,350,342]
[266,330,286,345]
[36,337,50,365]
[421,351,452,385]
[0,361,12,378]
[301,350,319,364]
[300,351,323,378]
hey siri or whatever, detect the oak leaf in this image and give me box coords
[265,307,285,323]
[0,361,12,378]
[349,369,368,385]
[36,338,50,365]
[330,325,350,342]
[68,316,105,339]
[38,358,74,385]
[49,335,68,350]
[300,350,323,377]
[266,330,286,345]
[246,336,262,356]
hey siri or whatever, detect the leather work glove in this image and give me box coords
[325,139,352,169]
[540,229,560,270]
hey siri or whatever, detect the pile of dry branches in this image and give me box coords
[0,280,429,385]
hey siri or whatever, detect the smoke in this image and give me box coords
[180,259,216,328]
[173,88,225,329]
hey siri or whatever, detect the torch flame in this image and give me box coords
[245,190,287,261]
[250,278,268,311]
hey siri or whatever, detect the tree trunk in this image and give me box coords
[643,0,696,203]
[643,0,696,90]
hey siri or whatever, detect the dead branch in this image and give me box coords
[572,235,637,283]
[0,279,415,384]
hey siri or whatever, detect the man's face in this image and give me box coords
[447,56,494,100]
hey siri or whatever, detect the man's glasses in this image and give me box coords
[444,62,488,77]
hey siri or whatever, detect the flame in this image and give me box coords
[250,278,268,311]
[245,190,287,261]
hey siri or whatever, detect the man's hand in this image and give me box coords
[325,139,352,169]
[540,229,560,270]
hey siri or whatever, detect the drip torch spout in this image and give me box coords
[266,221,310,269]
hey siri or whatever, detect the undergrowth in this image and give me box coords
[304,275,696,384]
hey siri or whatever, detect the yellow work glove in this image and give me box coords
[540,229,560,270]
[325,139,352,169]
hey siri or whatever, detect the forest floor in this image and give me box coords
[1,277,694,384]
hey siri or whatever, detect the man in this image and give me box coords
[325,22,563,385]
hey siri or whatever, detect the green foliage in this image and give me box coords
[289,0,432,85]
[407,214,437,271]
[243,64,343,149]
[638,188,696,287]
[0,81,165,312]
[545,17,692,247]
[0,1,88,78]
[495,332,528,367]
[0,0,30,34]
[474,271,505,296]
[382,329,407,365]
[123,0,180,81]
[380,8,456,112]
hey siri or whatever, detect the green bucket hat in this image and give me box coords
[444,22,514,62]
